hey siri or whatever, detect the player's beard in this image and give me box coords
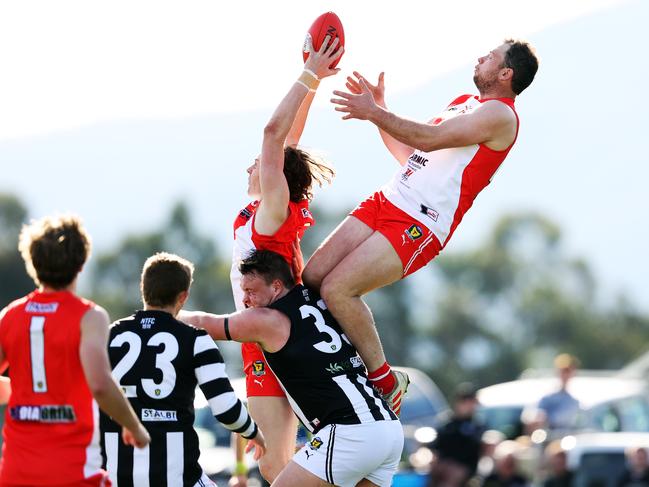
[473,72,497,95]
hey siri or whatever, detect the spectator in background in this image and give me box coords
[477,430,507,479]
[481,441,529,487]
[542,440,573,487]
[526,354,581,433]
[618,447,649,487]
[428,382,485,487]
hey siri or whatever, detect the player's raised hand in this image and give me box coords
[245,429,267,461]
[331,76,380,121]
[122,423,151,449]
[304,34,343,80]
[346,71,386,107]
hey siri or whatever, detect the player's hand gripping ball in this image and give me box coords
[303,11,345,68]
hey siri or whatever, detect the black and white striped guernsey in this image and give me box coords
[264,285,397,433]
[100,310,256,486]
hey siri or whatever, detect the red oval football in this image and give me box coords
[302,11,345,69]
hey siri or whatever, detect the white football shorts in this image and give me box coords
[292,420,403,487]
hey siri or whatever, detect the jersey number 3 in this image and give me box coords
[110,331,179,399]
[300,302,350,354]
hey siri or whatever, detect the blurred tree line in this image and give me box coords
[2,192,649,397]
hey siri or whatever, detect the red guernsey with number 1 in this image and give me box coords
[0,290,104,485]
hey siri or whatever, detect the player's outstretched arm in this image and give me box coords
[256,35,343,235]
[79,306,150,448]
[332,89,517,152]
[345,71,413,166]
[179,308,289,352]
[284,89,316,149]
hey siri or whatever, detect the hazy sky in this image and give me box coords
[0,0,623,138]
[2,0,647,313]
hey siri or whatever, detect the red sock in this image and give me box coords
[367,362,396,395]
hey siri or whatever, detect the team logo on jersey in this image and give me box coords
[402,224,423,246]
[10,405,76,423]
[325,362,345,374]
[401,168,414,181]
[309,437,323,451]
[447,104,471,116]
[252,360,266,376]
[420,204,439,222]
[25,302,59,313]
[325,356,363,375]
[140,317,155,329]
[301,207,312,220]
[239,207,253,220]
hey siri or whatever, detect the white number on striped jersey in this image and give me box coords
[142,332,178,399]
[110,331,179,399]
[300,304,342,354]
[110,331,142,397]
[29,316,48,393]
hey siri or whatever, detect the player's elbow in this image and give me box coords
[263,119,285,142]
[86,372,114,399]
[416,138,443,153]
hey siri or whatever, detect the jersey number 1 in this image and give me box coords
[29,316,48,393]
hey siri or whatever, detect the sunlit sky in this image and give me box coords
[1,0,647,315]
[0,0,624,139]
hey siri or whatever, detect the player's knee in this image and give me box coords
[320,275,347,305]
[319,276,335,304]
[302,264,322,291]
[258,454,285,483]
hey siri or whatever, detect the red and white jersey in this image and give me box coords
[0,290,103,485]
[381,94,519,247]
[231,199,314,310]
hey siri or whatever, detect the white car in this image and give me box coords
[562,432,649,487]
[477,373,649,439]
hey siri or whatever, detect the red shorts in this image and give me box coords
[0,472,111,487]
[242,343,285,397]
[351,191,442,278]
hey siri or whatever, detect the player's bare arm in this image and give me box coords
[179,308,290,353]
[256,36,343,235]
[332,83,517,152]
[285,89,316,148]
[79,305,150,448]
[345,71,414,165]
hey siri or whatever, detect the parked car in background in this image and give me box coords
[562,432,649,487]
[476,374,649,440]
[384,367,449,487]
